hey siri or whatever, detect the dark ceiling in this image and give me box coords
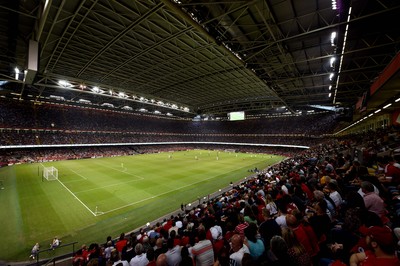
[1,0,399,118]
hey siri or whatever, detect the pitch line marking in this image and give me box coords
[70,169,87,180]
[97,164,247,215]
[57,179,97,216]
[92,161,144,180]
[74,178,144,194]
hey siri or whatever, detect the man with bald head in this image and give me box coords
[156,253,167,266]
[229,234,250,266]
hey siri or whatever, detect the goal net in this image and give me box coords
[43,166,58,181]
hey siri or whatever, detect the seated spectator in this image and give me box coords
[243,222,265,261]
[191,227,214,266]
[281,227,312,266]
[50,237,60,249]
[129,243,148,266]
[165,237,182,266]
[349,226,400,266]
[229,234,250,266]
[259,208,281,250]
[361,181,386,218]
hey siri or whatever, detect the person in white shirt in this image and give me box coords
[129,243,148,266]
[229,234,250,266]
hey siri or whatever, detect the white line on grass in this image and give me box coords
[57,179,97,216]
[74,178,144,194]
[39,163,96,216]
[97,170,234,215]
[70,169,87,180]
[92,161,144,180]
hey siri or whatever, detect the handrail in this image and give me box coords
[30,241,78,266]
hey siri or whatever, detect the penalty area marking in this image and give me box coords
[56,179,97,216]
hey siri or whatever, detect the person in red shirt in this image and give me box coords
[115,233,128,255]
[349,225,400,266]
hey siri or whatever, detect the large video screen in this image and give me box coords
[228,111,245,121]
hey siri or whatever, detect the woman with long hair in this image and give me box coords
[281,227,312,266]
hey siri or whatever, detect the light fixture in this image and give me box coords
[14,67,20,80]
[395,97,400,102]
[329,85,332,91]
[328,93,332,97]
[332,0,337,10]
[331,32,337,46]
[330,57,336,67]
[374,109,381,114]
[383,103,392,109]
[58,80,71,87]
[329,73,334,80]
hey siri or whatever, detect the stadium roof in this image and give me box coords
[1,0,399,119]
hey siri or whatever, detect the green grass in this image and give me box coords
[0,150,284,261]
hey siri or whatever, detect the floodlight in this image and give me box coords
[330,57,336,67]
[58,80,71,87]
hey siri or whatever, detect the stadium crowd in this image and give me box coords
[64,125,400,266]
[3,98,400,265]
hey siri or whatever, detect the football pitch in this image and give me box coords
[0,150,284,261]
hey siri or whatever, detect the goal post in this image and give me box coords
[43,166,58,181]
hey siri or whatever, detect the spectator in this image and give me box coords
[165,237,181,266]
[191,227,214,266]
[29,243,40,260]
[361,181,386,218]
[349,226,400,266]
[130,243,148,266]
[229,234,249,266]
[281,227,312,266]
[243,222,265,261]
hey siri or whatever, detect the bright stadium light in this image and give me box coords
[14,67,20,80]
[383,103,392,109]
[58,80,71,87]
